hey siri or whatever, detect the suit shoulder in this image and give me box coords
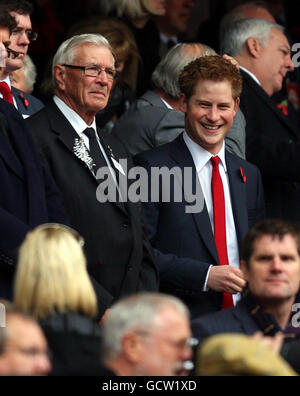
[226,151,261,174]
[134,138,176,165]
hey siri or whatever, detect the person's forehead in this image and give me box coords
[269,28,290,48]
[74,43,114,64]
[6,316,47,349]
[252,234,299,255]
[10,12,31,28]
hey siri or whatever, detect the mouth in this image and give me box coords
[201,123,223,131]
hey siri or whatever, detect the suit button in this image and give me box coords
[123,222,129,228]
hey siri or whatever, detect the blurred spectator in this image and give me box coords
[221,17,300,222]
[0,300,51,376]
[10,54,37,94]
[14,223,103,376]
[196,333,297,376]
[102,293,194,376]
[67,16,139,133]
[113,43,246,158]
[98,0,167,96]
[154,0,195,58]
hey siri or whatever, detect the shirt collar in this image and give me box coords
[160,33,178,45]
[183,131,227,172]
[1,76,12,89]
[53,95,97,135]
[240,66,262,87]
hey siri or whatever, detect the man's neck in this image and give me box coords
[156,89,181,111]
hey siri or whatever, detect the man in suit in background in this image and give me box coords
[27,34,158,318]
[0,0,43,117]
[220,18,300,223]
[135,56,265,318]
[113,43,246,159]
[192,218,300,374]
[0,8,68,300]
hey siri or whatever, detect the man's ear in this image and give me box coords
[179,93,188,113]
[122,332,144,364]
[246,37,263,58]
[233,97,240,116]
[53,64,66,91]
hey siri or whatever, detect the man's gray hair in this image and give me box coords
[151,43,217,99]
[101,293,190,362]
[52,33,114,87]
[220,18,284,57]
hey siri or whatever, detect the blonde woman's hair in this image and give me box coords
[14,224,98,319]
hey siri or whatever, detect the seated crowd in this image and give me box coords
[0,0,300,376]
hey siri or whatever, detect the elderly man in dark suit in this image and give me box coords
[135,56,265,318]
[221,18,300,223]
[27,34,158,318]
[192,218,300,374]
[0,8,68,300]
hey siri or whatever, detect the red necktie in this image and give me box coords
[211,156,234,309]
[0,82,14,105]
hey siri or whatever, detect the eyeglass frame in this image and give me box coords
[62,64,118,81]
[11,27,38,42]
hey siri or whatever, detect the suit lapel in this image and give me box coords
[226,153,248,252]
[242,71,299,138]
[170,135,219,264]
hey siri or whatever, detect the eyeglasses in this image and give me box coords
[136,330,198,350]
[37,223,85,247]
[11,28,38,42]
[62,64,117,81]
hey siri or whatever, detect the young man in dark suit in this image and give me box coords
[135,56,265,318]
[192,218,300,374]
[221,18,300,223]
[0,8,68,300]
[0,0,43,117]
[27,34,158,318]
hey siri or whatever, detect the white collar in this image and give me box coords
[1,76,12,89]
[183,131,227,173]
[240,66,262,87]
[160,33,178,45]
[53,95,97,135]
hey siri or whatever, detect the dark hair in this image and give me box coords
[0,0,33,15]
[242,219,300,268]
[179,55,242,100]
[0,6,17,33]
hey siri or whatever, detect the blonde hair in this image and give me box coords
[14,224,98,319]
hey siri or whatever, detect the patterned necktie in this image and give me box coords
[83,127,108,174]
[211,156,234,309]
[0,81,14,105]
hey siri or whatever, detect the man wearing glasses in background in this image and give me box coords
[26,34,158,320]
[0,0,43,117]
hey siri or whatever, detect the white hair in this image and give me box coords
[101,293,190,361]
[220,18,284,56]
[151,43,217,99]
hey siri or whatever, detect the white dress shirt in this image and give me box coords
[0,76,18,110]
[183,132,241,304]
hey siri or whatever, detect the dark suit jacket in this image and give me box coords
[191,298,300,374]
[26,100,158,315]
[0,99,68,299]
[12,86,44,117]
[239,70,300,223]
[135,134,265,318]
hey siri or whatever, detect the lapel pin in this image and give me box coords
[240,167,247,183]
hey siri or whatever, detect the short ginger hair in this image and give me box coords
[179,55,242,101]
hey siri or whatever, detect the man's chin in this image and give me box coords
[6,58,24,73]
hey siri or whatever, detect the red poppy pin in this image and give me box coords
[240,167,247,183]
[276,99,288,116]
[20,92,29,109]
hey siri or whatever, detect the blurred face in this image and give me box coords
[55,43,115,125]
[156,0,195,35]
[0,316,51,376]
[241,235,300,304]
[136,308,192,376]
[180,79,239,155]
[255,28,294,96]
[142,0,167,16]
[6,12,31,72]
[0,27,10,71]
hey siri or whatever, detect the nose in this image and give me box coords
[287,55,295,72]
[34,355,52,376]
[206,106,219,122]
[96,69,110,85]
[270,257,283,273]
